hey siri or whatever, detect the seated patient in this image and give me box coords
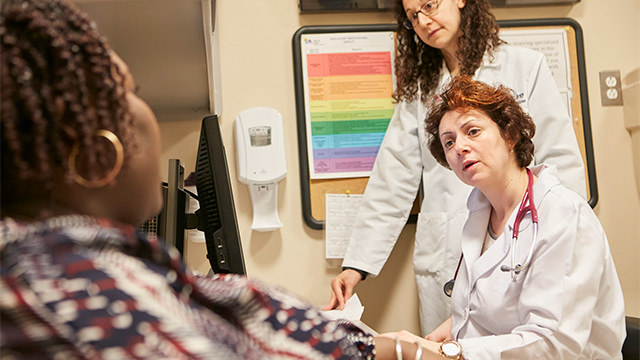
[384,76,626,359]
[0,1,424,358]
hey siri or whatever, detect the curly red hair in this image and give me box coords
[425,76,536,169]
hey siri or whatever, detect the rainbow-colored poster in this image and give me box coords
[300,32,396,179]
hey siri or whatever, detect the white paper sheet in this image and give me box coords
[321,294,378,335]
[322,293,365,321]
[500,28,573,119]
[325,193,363,259]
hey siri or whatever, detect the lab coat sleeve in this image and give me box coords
[526,54,587,199]
[341,101,423,276]
[459,192,624,360]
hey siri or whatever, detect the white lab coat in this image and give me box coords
[341,44,587,334]
[451,165,625,360]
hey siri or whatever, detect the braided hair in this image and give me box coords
[1,0,132,214]
[393,0,504,104]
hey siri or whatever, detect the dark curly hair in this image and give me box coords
[1,0,132,215]
[425,75,535,169]
[393,0,504,104]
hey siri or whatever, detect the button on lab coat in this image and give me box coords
[451,165,625,359]
[342,44,587,334]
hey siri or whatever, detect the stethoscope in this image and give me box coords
[443,168,539,297]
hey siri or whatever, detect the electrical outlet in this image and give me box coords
[599,70,624,106]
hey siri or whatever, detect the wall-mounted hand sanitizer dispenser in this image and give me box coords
[235,107,286,231]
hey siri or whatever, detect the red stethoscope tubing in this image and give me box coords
[443,168,538,297]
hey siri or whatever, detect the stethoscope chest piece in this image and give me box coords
[443,255,464,297]
[443,279,455,297]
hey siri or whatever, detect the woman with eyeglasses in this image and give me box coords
[325,0,588,336]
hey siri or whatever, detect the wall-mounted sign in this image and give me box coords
[298,0,580,13]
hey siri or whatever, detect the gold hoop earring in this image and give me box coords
[69,129,124,188]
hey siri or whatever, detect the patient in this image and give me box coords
[0,0,415,358]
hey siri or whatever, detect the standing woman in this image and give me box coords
[326,0,587,335]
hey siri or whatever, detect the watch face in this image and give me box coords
[442,341,461,356]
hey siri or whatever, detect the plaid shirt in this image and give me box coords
[0,216,375,359]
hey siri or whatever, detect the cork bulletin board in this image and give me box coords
[293,18,596,229]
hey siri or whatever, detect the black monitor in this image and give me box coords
[141,115,246,275]
[140,159,187,255]
[194,115,246,275]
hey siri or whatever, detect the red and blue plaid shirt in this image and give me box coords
[0,216,375,359]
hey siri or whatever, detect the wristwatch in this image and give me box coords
[439,339,462,359]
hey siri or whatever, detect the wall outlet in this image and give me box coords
[599,70,624,106]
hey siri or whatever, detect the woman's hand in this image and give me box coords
[425,317,452,342]
[322,269,362,310]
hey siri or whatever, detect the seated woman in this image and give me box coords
[0,0,428,358]
[383,76,626,359]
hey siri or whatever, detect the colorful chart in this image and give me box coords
[306,51,394,177]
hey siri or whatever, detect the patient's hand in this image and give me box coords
[425,317,452,342]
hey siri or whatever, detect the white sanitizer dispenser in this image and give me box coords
[235,107,286,231]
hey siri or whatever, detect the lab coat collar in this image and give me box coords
[461,203,510,285]
[418,61,451,99]
[460,201,493,267]
[439,61,453,89]
[438,46,504,79]
[527,163,561,225]
[479,45,505,70]
[461,187,504,281]
[465,164,555,225]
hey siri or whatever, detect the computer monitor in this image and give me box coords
[194,115,246,275]
[141,115,246,275]
[140,159,187,256]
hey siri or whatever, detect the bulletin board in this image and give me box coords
[292,18,597,230]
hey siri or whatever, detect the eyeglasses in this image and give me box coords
[402,0,442,30]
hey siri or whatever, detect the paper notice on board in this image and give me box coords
[500,28,571,90]
[325,193,363,259]
[500,28,573,119]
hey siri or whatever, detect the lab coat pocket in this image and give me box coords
[474,272,524,334]
[414,211,465,274]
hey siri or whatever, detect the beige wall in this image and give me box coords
[158,0,640,335]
